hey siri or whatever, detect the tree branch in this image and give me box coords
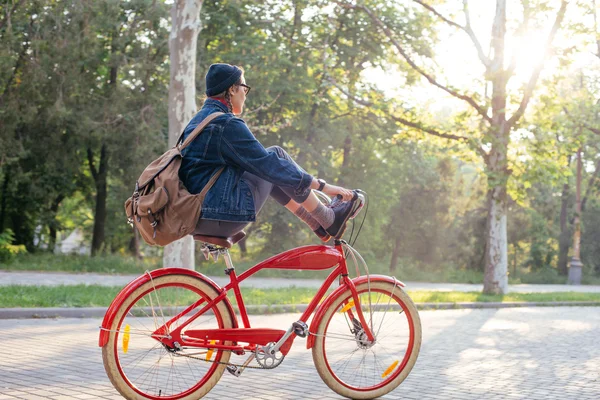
[342,2,492,123]
[0,13,33,104]
[329,78,489,161]
[0,0,25,32]
[98,143,109,177]
[587,126,600,135]
[412,0,461,29]
[87,148,98,182]
[411,1,490,68]
[562,106,600,135]
[462,0,491,69]
[245,93,282,115]
[507,0,568,128]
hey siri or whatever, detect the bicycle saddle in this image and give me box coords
[193,231,246,248]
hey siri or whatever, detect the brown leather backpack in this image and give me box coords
[125,112,224,246]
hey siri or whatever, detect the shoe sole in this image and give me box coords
[330,199,362,239]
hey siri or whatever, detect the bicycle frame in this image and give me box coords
[151,241,375,355]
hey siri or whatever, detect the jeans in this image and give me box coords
[193,146,307,237]
[180,99,314,222]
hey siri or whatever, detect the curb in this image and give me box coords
[1,301,600,319]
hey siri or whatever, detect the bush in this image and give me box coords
[0,230,27,264]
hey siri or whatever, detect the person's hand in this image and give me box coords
[322,184,354,201]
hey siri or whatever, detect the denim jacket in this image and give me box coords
[179,99,313,222]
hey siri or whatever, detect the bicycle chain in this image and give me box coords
[170,349,284,370]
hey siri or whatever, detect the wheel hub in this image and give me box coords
[355,329,375,349]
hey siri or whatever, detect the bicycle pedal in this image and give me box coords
[292,321,309,338]
[226,365,242,377]
[226,352,255,377]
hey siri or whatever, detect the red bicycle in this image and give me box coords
[99,191,421,399]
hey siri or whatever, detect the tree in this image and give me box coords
[163,0,203,269]
[339,0,568,293]
[0,0,169,256]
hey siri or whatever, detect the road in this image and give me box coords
[0,307,598,399]
[2,270,600,293]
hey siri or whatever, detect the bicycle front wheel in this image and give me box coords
[102,274,235,400]
[312,280,421,399]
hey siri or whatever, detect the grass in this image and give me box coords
[2,285,600,308]
[1,253,162,274]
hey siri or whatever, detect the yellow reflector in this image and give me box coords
[122,324,131,354]
[340,300,355,313]
[205,340,216,360]
[381,360,399,378]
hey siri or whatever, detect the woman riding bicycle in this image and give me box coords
[179,63,358,242]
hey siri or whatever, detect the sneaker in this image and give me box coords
[329,194,343,208]
[325,197,360,239]
[313,226,332,242]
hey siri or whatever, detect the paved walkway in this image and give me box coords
[0,307,598,399]
[1,270,600,292]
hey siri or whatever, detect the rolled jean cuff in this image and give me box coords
[294,172,313,201]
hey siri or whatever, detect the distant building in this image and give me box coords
[55,229,90,255]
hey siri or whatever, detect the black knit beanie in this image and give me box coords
[205,63,243,96]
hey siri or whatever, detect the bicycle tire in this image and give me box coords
[312,280,421,399]
[102,274,234,399]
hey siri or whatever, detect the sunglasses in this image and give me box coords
[239,83,251,95]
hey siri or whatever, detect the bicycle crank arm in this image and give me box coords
[270,324,296,354]
[227,353,256,377]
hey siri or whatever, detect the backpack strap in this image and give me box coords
[198,166,225,203]
[177,112,225,151]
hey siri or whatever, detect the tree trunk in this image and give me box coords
[48,194,64,253]
[557,182,570,275]
[238,235,247,256]
[0,169,9,232]
[483,184,508,293]
[337,135,352,187]
[89,144,109,256]
[512,243,518,278]
[389,236,401,273]
[572,148,583,261]
[129,226,141,259]
[163,0,203,270]
[483,0,509,294]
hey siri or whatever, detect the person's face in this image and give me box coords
[229,76,247,115]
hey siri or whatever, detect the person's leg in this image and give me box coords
[193,172,272,238]
[242,171,274,215]
[265,146,323,209]
[265,146,340,233]
[246,171,326,237]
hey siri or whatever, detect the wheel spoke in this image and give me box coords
[103,275,233,399]
[314,282,420,396]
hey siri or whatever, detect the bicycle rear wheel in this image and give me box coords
[312,280,421,399]
[102,274,234,400]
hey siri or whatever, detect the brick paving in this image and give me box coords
[2,270,600,293]
[0,307,599,399]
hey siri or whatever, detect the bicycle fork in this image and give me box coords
[341,274,376,342]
